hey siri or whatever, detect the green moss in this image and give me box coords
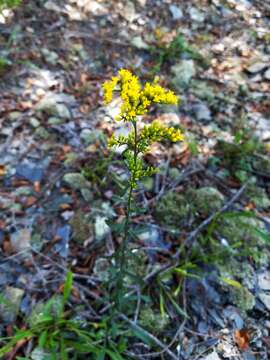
[69,210,92,244]
[154,191,190,229]
[246,185,270,210]
[139,308,169,334]
[230,286,255,312]
[188,187,224,216]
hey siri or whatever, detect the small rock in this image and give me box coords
[212,43,225,54]
[80,129,102,145]
[9,111,21,121]
[131,36,149,50]
[203,351,221,360]
[171,60,196,88]
[0,287,24,323]
[81,188,93,202]
[29,117,40,128]
[169,5,183,20]
[246,62,268,74]
[94,216,110,241]
[264,68,270,80]
[48,116,65,125]
[63,173,90,190]
[189,7,205,22]
[258,271,270,291]
[34,127,50,140]
[36,94,71,119]
[41,48,59,65]
[11,229,31,252]
[192,103,212,122]
[121,1,136,22]
[16,164,44,182]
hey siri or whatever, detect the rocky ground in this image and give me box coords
[0,0,270,359]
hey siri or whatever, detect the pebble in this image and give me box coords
[246,62,268,74]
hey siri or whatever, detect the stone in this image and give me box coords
[169,5,183,20]
[264,68,270,80]
[259,293,270,311]
[48,116,65,125]
[171,60,196,88]
[36,93,72,119]
[41,48,59,65]
[0,287,24,323]
[80,129,102,145]
[189,7,205,22]
[121,1,136,22]
[9,111,21,121]
[131,36,149,50]
[258,271,270,291]
[94,216,110,241]
[29,117,40,128]
[204,351,221,360]
[34,127,50,140]
[10,229,31,252]
[192,102,212,122]
[16,164,44,182]
[63,173,90,190]
[246,62,268,74]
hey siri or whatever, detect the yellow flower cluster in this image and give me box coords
[141,120,184,143]
[143,83,178,105]
[102,69,178,121]
[102,76,119,104]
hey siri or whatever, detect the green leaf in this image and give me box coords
[63,270,73,305]
[219,276,242,289]
[38,330,48,348]
[252,228,270,245]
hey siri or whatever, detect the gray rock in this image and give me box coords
[63,173,90,190]
[94,216,110,241]
[171,60,196,88]
[10,229,31,252]
[29,117,40,128]
[264,68,270,80]
[246,62,268,74]
[41,48,59,65]
[131,36,149,50]
[169,5,183,20]
[259,292,270,311]
[258,271,270,291]
[36,93,72,119]
[192,102,212,122]
[80,129,98,145]
[48,116,65,125]
[203,351,221,360]
[81,188,93,202]
[189,7,205,22]
[34,127,50,140]
[9,111,21,121]
[0,287,24,323]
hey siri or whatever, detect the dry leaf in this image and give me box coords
[234,329,250,350]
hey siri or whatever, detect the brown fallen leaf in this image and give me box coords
[234,329,250,350]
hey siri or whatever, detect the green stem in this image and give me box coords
[116,120,138,309]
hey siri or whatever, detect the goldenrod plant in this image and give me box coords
[103,69,184,306]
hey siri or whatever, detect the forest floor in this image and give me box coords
[0,0,270,359]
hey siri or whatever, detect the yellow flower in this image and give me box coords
[102,69,179,121]
[102,76,119,104]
